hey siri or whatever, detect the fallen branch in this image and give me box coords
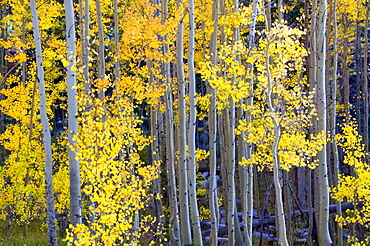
[201,201,365,238]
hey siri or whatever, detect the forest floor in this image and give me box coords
[0,220,67,246]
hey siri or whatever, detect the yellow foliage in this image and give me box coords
[332,121,370,244]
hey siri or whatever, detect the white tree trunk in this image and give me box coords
[176,0,192,242]
[265,29,288,246]
[242,2,258,245]
[364,1,369,155]
[314,0,333,245]
[224,106,237,246]
[113,0,120,80]
[30,0,57,244]
[149,60,165,242]
[209,1,220,244]
[64,0,82,226]
[187,0,202,244]
[95,0,105,100]
[331,0,343,244]
[162,0,181,244]
[165,82,181,245]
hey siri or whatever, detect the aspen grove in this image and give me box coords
[0,0,370,245]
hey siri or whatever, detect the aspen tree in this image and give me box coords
[216,1,237,244]
[30,0,57,244]
[95,0,105,100]
[236,17,316,246]
[165,79,181,245]
[342,21,350,118]
[278,0,283,22]
[265,0,272,31]
[149,61,165,242]
[332,121,370,245]
[0,15,4,166]
[95,0,105,79]
[242,1,258,244]
[188,0,203,244]
[309,0,318,243]
[19,0,26,84]
[161,0,181,243]
[331,0,343,243]
[364,1,369,155]
[264,26,289,246]
[0,0,70,238]
[218,97,240,245]
[297,0,311,215]
[228,0,243,245]
[113,0,120,80]
[81,0,90,95]
[277,2,293,243]
[64,0,82,226]
[209,0,220,244]
[355,7,362,126]
[313,0,333,244]
[176,0,192,243]
[78,0,97,229]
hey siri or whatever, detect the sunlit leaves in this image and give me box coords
[332,121,370,244]
[237,22,320,171]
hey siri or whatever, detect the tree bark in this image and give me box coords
[176,0,192,243]
[208,0,220,245]
[95,0,106,100]
[187,0,202,244]
[149,61,165,242]
[113,0,120,80]
[364,1,369,156]
[264,23,288,246]
[313,0,333,245]
[162,0,181,243]
[64,0,82,226]
[30,0,58,244]
[331,0,343,244]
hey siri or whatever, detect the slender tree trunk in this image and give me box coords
[64,0,82,226]
[80,0,90,95]
[331,0,343,244]
[95,0,105,99]
[364,1,369,155]
[265,0,272,31]
[355,10,362,126]
[307,169,313,246]
[149,60,165,242]
[165,67,181,245]
[342,20,350,119]
[0,16,4,165]
[162,0,180,243]
[310,1,319,241]
[187,0,202,244]
[30,0,57,244]
[284,171,293,245]
[296,167,306,210]
[230,0,242,245]
[79,0,96,231]
[325,1,334,241]
[209,0,220,244]
[265,30,288,246]
[113,0,120,80]
[176,0,192,243]
[297,0,310,214]
[314,0,333,245]
[19,0,26,84]
[243,1,257,244]
[165,84,181,245]
[278,0,283,23]
[223,106,237,246]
